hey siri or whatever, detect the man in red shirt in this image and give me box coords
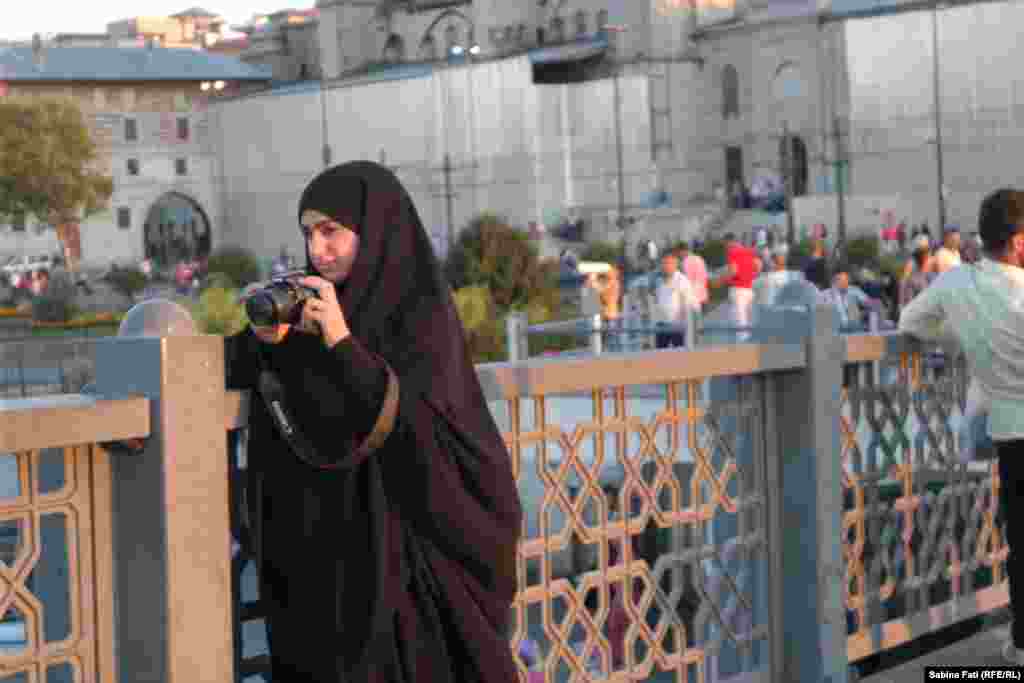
[711,232,762,339]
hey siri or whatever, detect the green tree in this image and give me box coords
[446,213,573,362]
[580,240,624,266]
[445,213,560,312]
[0,96,114,273]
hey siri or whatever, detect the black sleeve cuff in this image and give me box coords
[330,335,389,413]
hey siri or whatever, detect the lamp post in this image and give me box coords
[607,24,629,269]
[930,3,947,232]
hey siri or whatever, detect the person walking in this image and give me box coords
[933,227,963,274]
[653,251,694,349]
[710,233,760,340]
[675,241,708,314]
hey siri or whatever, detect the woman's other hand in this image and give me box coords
[298,276,351,349]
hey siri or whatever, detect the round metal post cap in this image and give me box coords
[117,299,198,337]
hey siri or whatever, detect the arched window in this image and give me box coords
[382,33,405,62]
[575,10,588,37]
[419,34,438,61]
[722,64,739,119]
[772,61,803,101]
[549,16,565,43]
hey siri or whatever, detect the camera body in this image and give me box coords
[245,270,319,327]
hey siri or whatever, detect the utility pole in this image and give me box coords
[431,153,479,256]
[614,62,629,268]
[930,4,947,232]
[782,122,796,245]
[832,115,848,262]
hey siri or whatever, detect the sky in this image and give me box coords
[0,2,299,42]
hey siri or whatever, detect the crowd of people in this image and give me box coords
[580,218,991,349]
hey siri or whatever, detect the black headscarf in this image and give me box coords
[292,161,522,681]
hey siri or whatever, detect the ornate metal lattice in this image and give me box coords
[0,446,112,683]
[841,352,1007,661]
[501,377,769,683]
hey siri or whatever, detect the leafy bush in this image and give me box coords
[445,213,561,313]
[696,239,728,269]
[205,246,262,289]
[31,271,77,323]
[844,237,881,269]
[106,266,148,299]
[185,285,249,336]
[579,241,624,267]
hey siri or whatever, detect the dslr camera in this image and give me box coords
[244,270,319,327]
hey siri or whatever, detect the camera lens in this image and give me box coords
[245,292,277,327]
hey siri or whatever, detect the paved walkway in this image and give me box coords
[861,614,1013,682]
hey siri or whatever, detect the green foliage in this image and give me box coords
[0,97,114,269]
[444,213,573,363]
[106,267,148,299]
[31,271,77,323]
[579,241,623,266]
[185,286,250,336]
[445,213,561,312]
[877,253,906,282]
[452,285,492,333]
[696,239,728,269]
[205,246,262,289]
[844,237,881,269]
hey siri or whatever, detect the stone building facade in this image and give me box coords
[0,46,271,269]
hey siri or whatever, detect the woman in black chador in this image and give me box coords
[224,161,523,682]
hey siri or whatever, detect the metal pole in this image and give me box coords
[783,122,796,245]
[444,153,454,255]
[590,313,604,355]
[685,303,697,349]
[506,312,528,362]
[930,5,947,232]
[614,65,627,266]
[834,115,848,260]
[320,73,331,168]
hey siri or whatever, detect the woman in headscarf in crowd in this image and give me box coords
[224,161,523,682]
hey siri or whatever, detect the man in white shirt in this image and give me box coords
[752,245,804,308]
[653,251,694,349]
[933,227,962,274]
[899,188,1024,665]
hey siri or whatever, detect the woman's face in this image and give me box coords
[304,219,360,283]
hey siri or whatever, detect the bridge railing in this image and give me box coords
[0,303,999,683]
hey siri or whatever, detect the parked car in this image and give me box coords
[1,254,62,287]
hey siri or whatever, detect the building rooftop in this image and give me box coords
[0,46,272,82]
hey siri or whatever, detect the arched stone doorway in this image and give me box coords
[143,193,211,268]
[779,135,809,197]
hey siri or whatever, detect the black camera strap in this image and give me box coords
[254,349,334,470]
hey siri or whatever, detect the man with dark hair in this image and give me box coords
[900,188,1024,665]
[803,239,830,290]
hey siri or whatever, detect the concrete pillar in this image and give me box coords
[91,300,233,683]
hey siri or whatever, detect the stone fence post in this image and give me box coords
[90,301,234,683]
[763,302,849,682]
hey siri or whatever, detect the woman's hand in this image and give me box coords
[297,276,351,349]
